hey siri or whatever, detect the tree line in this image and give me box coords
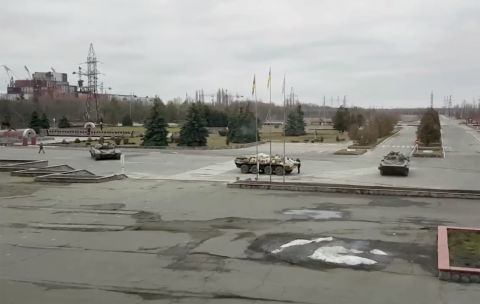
[0,96,334,130]
[333,106,400,146]
[143,99,260,147]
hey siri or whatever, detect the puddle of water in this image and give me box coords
[309,246,377,266]
[283,209,342,220]
[271,237,333,254]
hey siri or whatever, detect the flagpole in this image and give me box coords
[254,75,259,181]
[282,74,286,183]
[268,68,272,183]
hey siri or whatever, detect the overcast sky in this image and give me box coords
[1,0,480,107]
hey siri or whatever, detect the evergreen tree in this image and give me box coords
[418,108,441,145]
[40,113,50,129]
[1,114,11,130]
[333,106,350,133]
[29,111,42,133]
[227,104,259,143]
[285,104,306,136]
[122,114,133,126]
[178,103,209,146]
[143,100,168,146]
[58,115,71,128]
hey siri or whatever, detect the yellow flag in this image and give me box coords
[267,68,271,89]
[252,74,256,96]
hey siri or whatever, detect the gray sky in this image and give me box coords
[1,0,480,107]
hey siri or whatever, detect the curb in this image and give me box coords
[438,226,480,283]
[226,181,480,199]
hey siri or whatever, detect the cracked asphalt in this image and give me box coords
[1,176,480,304]
[1,116,480,303]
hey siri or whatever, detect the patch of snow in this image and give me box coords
[283,209,342,219]
[309,246,377,266]
[370,249,388,256]
[271,237,333,254]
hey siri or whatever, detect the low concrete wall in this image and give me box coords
[438,226,480,283]
[46,128,137,137]
[0,160,48,172]
[11,165,75,177]
[34,173,127,183]
[227,181,480,199]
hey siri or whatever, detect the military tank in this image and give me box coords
[379,151,409,176]
[234,153,301,175]
[90,143,122,160]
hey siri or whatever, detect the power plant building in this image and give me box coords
[6,71,77,99]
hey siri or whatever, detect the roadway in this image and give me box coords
[1,116,479,190]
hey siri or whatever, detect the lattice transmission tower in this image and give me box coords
[74,43,101,122]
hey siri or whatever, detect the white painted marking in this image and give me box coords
[370,249,388,255]
[309,246,377,266]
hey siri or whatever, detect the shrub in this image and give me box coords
[74,138,81,143]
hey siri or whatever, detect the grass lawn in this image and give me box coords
[448,230,480,268]
[101,126,146,133]
[260,128,348,143]
[58,126,347,149]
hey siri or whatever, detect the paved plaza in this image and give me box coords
[1,116,480,303]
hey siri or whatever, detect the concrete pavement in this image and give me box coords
[1,116,480,303]
[1,177,480,303]
[1,116,479,189]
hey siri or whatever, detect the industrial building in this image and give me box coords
[6,71,77,100]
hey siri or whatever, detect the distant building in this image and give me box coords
[6,71,77,100]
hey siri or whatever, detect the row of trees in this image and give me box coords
[332,106,399,146]
[0,95,336,129]
[143,100,259,147]
[348,112,399,146]
[417,108,441,145]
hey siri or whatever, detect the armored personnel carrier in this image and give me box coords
[379,151,409,176]
[90,143,122,160]
[234,153,301,175]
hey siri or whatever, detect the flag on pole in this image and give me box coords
[252,74,256,96]
[267,68,271,89]
[282,74,286,94]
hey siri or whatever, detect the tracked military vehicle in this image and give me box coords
[379,151,409,176]
[90,143,122,161]
[234,153,301,175]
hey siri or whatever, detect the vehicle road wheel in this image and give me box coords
[275,166,285,176]
[403,170,409,177]
[380,169,384,176]
[240,164,250,174]
[250,166,259,174]
[264,166,272,175]
[116,154,121,160]
[95,155,101,161]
